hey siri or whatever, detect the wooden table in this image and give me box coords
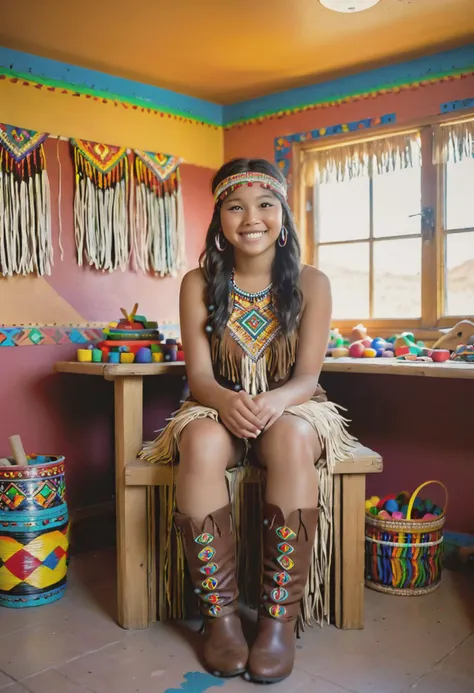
[54,357,473,628]
[54,361,185,629]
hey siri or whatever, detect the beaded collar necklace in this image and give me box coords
[230,270,273,301]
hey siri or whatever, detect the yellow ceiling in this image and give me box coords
[1,0,473,103]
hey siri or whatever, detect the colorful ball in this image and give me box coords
[136,347,152,364]
[424,499,434,513]
[371,338,386,351]
[384,499,399,513]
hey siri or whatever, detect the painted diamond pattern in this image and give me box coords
[269,604,286,618]
[277,542,294,555]
[2,484,26,510]
[276,526,296,541]
[4,549,42,580]
[277,555,294,571]
[198,547,215,562]
[203,593,220,604]
[28,329,44,345]
[209,604,222,616]
[273,571,291,586]
[33,482,56,508]
[42,549,60,571]
[200,562,218,576]
[195,533,213,546]
[202,577,218,591]
[270,587,288,603]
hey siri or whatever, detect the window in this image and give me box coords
[295,115,474,332]
[444,155,474,317]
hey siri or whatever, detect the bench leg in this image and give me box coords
[114,376,150,629]
[341,474,366,629]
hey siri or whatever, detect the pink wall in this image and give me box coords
[225,76,474,163]
[44,140,213,323]
[0,142,213,512]
[225,77,474,534]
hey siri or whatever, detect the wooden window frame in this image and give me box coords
[292,110,474,337]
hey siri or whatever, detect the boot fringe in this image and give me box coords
[142,398,357,627]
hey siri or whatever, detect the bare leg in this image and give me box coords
[246,414,321,684]
[257,414,321,516]
[177,418,244,521]
[174,418,248,678]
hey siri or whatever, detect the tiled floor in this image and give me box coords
[0,548,473,693]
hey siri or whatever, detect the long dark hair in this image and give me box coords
[199,158,302,337]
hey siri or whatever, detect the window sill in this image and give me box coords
[322,358,474,379]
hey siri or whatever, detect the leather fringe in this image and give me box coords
[140,398,357,628]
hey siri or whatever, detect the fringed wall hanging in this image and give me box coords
[132,151,186,276]
[71,139,129,272]
[0,123,52,277]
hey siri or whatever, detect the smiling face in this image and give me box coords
[219,183,283,258]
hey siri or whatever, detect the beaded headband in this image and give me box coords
[213,172,288,204]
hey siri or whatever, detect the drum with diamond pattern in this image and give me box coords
[0,456,69,608]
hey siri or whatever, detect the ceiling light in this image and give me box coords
[319,0,381,13]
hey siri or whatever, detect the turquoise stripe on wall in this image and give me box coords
[224,44,474,124]
[0,47,223,125]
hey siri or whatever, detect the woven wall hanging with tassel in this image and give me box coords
[0,123,53,277]
[71,139,129,272]
[132,151,186,276]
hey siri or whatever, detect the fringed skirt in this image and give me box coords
[139,397,357,629]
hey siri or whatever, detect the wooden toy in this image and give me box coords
[77,348,92,362]
[363,348,377,358]
[331,347,350,358]
[432,320,474,351]
[430,349,450,362]
[351,324,368,342]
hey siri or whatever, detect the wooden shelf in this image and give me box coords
[54,361,186,379]
[55,358,474,380]
[321,358,474,379]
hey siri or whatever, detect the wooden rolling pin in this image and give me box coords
[9,435,29,466]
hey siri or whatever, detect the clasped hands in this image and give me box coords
[217,388,286,440]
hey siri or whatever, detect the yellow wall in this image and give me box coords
[0,80,223,169]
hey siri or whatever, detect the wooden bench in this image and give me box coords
[123,443,382,631]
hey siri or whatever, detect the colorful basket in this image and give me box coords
[365,481,447,596]
[0,455,69,608]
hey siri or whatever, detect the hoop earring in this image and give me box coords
[278,226,288,248]
[215,231,227,252]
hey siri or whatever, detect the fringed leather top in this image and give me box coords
[210,280,298,396]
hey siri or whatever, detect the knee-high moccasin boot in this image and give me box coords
[246,502,319,684]
[174,502,248,678]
